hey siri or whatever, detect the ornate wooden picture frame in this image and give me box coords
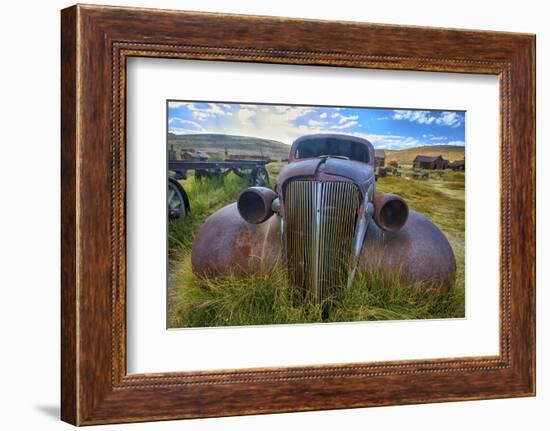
[61,4,535,425]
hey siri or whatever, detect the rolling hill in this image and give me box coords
[167,134,464,165]
[384,145,465,165]
[167,133,290,161]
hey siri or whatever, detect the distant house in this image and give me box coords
[389,160,399,168]
[413,155,448,170]
[449,159,466,171]
[375,149,386,167]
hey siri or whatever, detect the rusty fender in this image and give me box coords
[192,202,456,290]
[192,203,281,278]
[361,211,456,290]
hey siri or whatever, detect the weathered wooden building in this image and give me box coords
[389,160,399,168]
[449,159,466,171]
[375,149,386,167]
[413,155,449,170]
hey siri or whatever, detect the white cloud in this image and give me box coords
[171,102,234,122]
[271,106,313,121]
[237,108,257,126]
[350,132,465,150]
[206,103,232,116]
[169,127,200,135]
[332,120,358,130]
[210,105,315,145]
[168,117,205,131]
[392,110,436,125]
[392,110,463,128]
[364,134,420,149]
[168,101,189,109]
[331,112,358,124]
[308,119,328,127]
[435,111,463,128]
[320,112,328,119]
[341,132,425,150]
[339,115,358,124]
[191,111,210,121]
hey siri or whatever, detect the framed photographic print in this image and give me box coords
[61,4,535,425]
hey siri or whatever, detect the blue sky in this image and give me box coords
[168,101,465,150]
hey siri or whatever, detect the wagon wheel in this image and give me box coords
[232,167,249,179]
[194,169,206,181]
[168,179,188,220]
[206,168,223,180]
[252,167,269,186]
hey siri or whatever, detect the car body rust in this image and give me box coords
[192,133,456,297]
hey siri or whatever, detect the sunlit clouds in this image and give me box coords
[168,101,466,150]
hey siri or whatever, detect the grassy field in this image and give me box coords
[168,165,465,328]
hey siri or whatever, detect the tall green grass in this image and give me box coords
[169,259,464,328]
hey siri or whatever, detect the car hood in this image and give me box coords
[277,157,374,193]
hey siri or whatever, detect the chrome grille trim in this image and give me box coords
[284,180,361,303]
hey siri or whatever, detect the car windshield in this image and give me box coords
[294,138,369,163]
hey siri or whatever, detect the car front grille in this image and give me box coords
[284,180,360,303]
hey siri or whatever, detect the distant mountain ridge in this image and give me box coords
[384,145,465,165]
[167,133,290,160]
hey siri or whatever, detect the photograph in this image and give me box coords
[167,101,466,328]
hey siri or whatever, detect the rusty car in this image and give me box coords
[192,134,456,303]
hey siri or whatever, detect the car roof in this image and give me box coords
[289,133,375,164]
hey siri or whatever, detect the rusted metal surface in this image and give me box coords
[373,193,409,232]
[192,133,457,297]
[284,180,360,301]
[361,211,456,289]
[237,186,276,224]
[277,146,377,299]
[278,157,375,194]
[192,203,280,278]
[192,204,455,290]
